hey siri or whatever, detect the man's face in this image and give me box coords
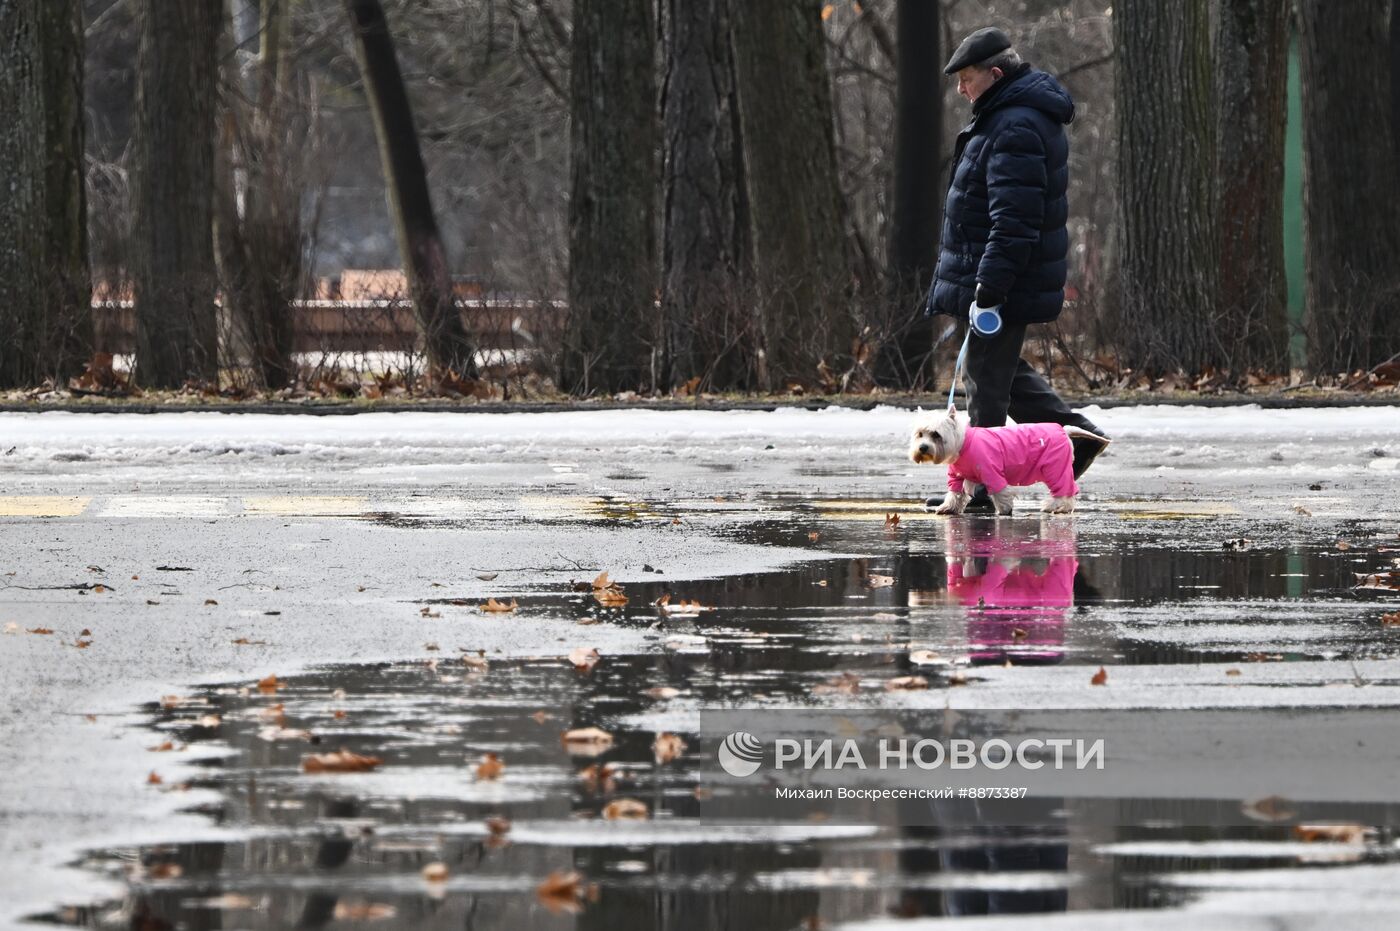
[956,65,1002,103]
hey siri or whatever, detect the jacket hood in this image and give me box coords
[978,67,1075,125]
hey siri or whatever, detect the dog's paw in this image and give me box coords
[991,489,1016,516]
[934,493,970,515]
[1041,496,1076,515]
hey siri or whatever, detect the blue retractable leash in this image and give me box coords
[946,298,1003,411]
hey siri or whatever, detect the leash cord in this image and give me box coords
[946,326,971,413]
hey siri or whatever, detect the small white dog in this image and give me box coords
[909,409,1106,516]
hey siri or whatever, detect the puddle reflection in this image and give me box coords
[42,508,1400,929]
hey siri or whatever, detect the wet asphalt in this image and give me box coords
[1,406,1397,929]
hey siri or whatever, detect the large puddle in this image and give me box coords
[40,503,1400,928]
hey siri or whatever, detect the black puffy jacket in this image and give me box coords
[927,65,1075,326]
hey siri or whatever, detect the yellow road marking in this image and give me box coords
[1108,501,1240,519]
[243,496,367,516]
[0,496,91,517]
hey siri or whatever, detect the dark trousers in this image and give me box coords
[964,323,1101,435]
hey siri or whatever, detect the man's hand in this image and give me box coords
[975,283,1005,308]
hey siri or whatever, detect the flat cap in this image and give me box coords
[943,27,1012,74]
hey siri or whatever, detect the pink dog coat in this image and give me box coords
[946,423,1078,498]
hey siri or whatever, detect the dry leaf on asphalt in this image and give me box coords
[813,673,861,695]
[1091,667,1108,686]
[569,647,601,671]
[562,727,615,756]
[602,798,649,820]
[578,763,619,793]
[332,902,397,921]
[1242,795,1296,822]
[481,598,518,613]
[536,870,590,915]
[476,752,505,781]
[422,863,449,882]
[257,674,280,694]
[302,749,383,773]
[1294,824,1368,844]
[884,513,901,531]
[592,571,629,607]
[660,598,712,617]
[1354,571,1399,592]
[885,676,929,691]
[652,732,687,764]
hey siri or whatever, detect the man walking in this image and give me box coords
[926,27,1107,512]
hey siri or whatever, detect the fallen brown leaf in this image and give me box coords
[257,674,280,694]
[1382,612,1400,626]
[536,870,588,915]
[577,762,619,794]
[568,647,601,672]
[232,638,267,646]
[147,771,163,785]
[884,512,901,531]
[652,732,687,765]
[644,686,681,700]
[27,627,53,635]
[485,815,511,836]
[864,574,895,589]
[421,862,449,882]
[602,798,649,820]
[302,749,383,774]
[1354,571,1399,592]
[1225,668,1242,676]
[1294,823,1367,844]
[332,902,397,921]
[476,752,505,781]
[807,531,821,542]
[562,727,615,756]
[203,599,218,606]
[593,587,629,608]
[813,672,861,695]
[1090,667,1108,686]
[480,598,518,613]
[420,606,441,618]
[148,741,175,752]
[885,675,929,691]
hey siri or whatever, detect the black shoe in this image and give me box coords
[1068,428,1111,479]
[924,487,996,513]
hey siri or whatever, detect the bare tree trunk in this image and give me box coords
[132,0,221,388]
[732,0,852,392]
[877,0,941,390]
[0,0,46,387]
[1297,0,1400,374]
[1113,0,1221,376]
[561,0,658,395]
[1214,0,1290,374]
[660,0,751,391]
[0,0,90,388]
[344,0,476,379]
[242,0,300,389]
[1392,0,1400,171]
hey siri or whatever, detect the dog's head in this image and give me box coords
[908,409,967,465]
